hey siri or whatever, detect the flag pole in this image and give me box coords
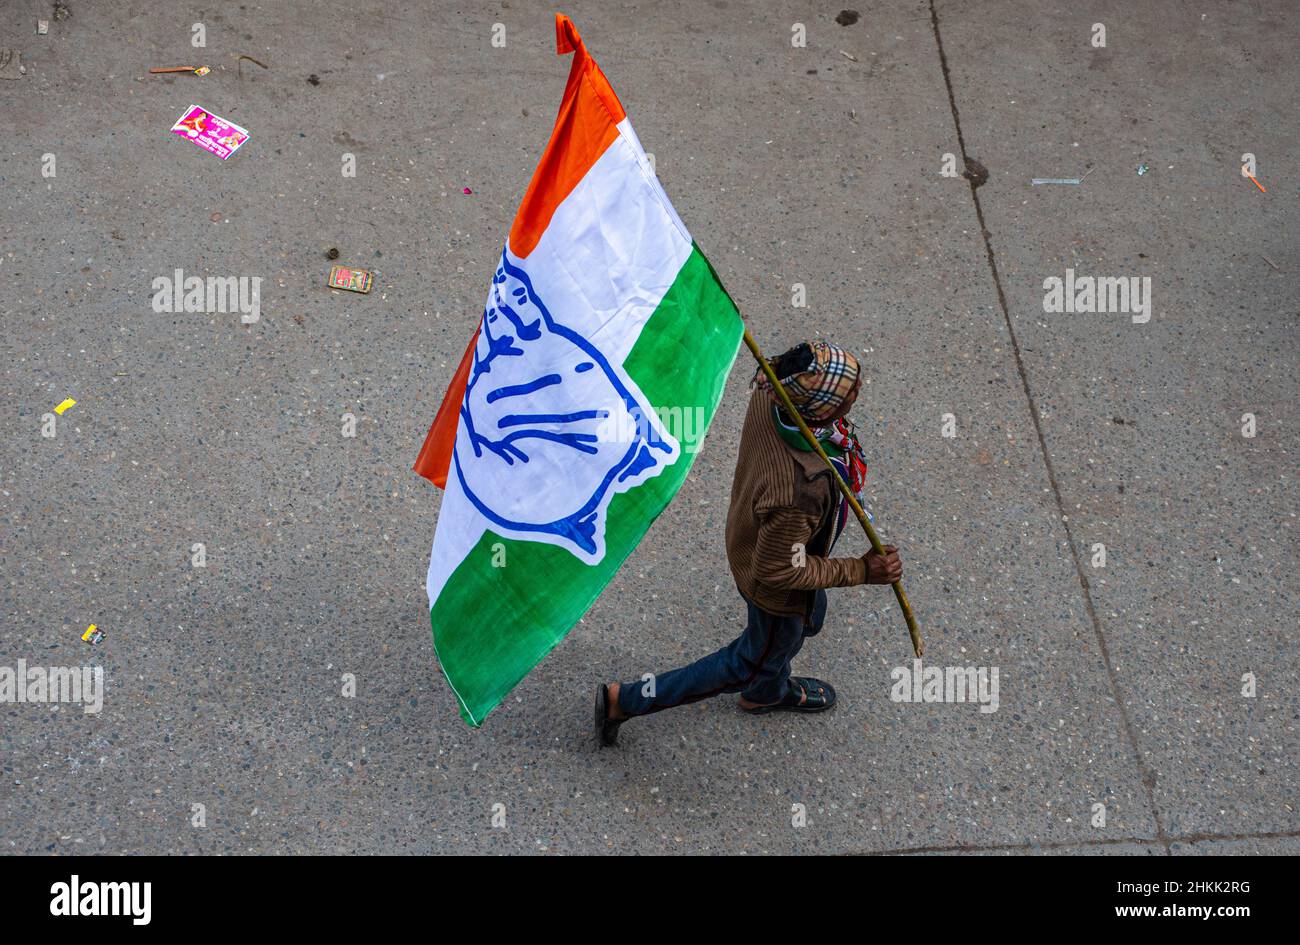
[742,328,924,658]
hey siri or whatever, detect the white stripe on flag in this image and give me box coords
[426,472,486,607]
[428,120,697,608]
[505,121,693,366]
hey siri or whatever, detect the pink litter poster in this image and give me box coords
[170,105,250,160]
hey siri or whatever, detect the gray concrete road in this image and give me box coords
[0,0,1295,854]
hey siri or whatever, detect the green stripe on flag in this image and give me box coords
[430,246,742,726]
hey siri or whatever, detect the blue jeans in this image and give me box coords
[616,589,829,717]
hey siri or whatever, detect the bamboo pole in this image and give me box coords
[743,328,923,657]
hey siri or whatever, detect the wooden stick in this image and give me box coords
[743,328,924,657]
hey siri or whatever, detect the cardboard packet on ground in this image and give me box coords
[328,265,374,293]
[170,105,250,160]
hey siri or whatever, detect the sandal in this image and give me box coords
[742,677,836,714]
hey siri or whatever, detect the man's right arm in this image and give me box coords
[752,506,901,590]
[754,506,863,587]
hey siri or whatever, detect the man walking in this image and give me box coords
[597,340,902,745]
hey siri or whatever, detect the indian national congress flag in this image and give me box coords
[414,14,743,726]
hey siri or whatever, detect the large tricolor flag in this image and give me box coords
[414,14,743,726]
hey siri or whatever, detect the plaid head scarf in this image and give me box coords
[753,340,861,424]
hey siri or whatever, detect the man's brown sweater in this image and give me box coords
[725,389,868,616]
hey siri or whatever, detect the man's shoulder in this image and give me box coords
[740,391,832,487]
[735,429,830,518]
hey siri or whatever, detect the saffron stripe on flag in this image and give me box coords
[509,14,627,258]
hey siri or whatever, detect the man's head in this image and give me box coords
[757,340,861,425]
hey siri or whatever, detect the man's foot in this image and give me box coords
[739,690,805,710]
[595,683,625,746]
[740,677,836,715]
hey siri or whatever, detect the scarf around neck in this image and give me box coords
[771,405,868,495]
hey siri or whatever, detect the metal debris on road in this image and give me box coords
[237,54,269,79]
[1137,162,1149,175]
[150,65,211,76]
[1032,165,1095,186]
